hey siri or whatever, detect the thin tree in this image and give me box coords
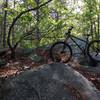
[35,0,41,47]
[7,0,52,58]
[3,0,8,47]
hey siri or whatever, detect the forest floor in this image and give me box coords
[0,49,100,91]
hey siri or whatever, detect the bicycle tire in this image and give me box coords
[87,40,100,62]
[50,42,72,63]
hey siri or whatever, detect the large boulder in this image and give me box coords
[0,63,100,100]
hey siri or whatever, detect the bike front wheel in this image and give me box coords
[87,40,100,62]
[50,42,72,63]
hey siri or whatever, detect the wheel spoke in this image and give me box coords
[50,42,72,63]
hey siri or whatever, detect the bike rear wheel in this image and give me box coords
[50,42,72,63]
[87,40,100,62]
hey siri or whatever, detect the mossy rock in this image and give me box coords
[0,59,7,67]
[30,54,44,63]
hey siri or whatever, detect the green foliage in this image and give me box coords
[0,0,99,48]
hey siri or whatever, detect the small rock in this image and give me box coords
[0,59,7,67]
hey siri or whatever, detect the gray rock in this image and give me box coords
[0,59,7,67]
[0,63,100,100]
[15,47,35,56]
[30,54,44,63]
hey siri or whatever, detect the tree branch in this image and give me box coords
[7,0,52,51]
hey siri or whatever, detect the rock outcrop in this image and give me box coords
[0,63,100,100]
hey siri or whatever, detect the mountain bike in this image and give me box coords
[50,26,100,63]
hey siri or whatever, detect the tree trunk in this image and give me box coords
[7,0,52,59]
[97,14,100,40]
[0,18,3,48]
[12,0,16,45]
[3,0,8,48]
[34,0,41,48]
[94,22,96,39]
[90,20,94,41]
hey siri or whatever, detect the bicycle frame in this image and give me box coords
[65,34,89,55]
[50,26,100,63]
